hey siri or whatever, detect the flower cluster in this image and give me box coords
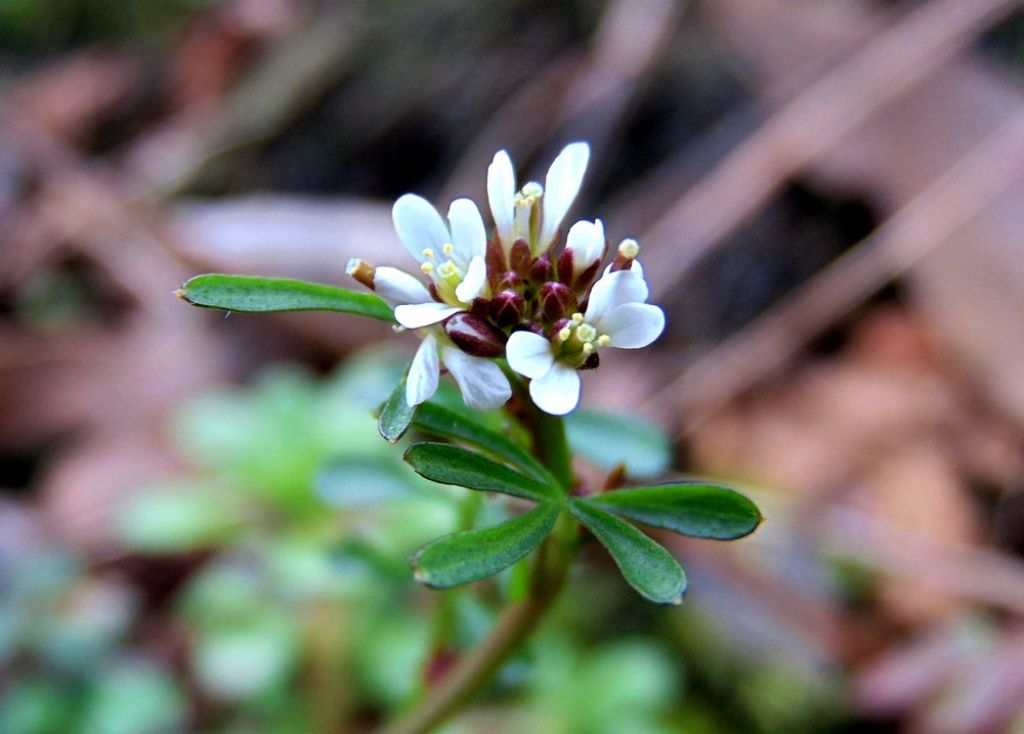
[347,142,664,415]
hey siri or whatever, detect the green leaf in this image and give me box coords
[587,482,762,540]
[378,369,416,443]
[413,503,560,588]
[569,499,686,605]
[177,274,394,321]
[404,442,560,503]
[566,410,672,479]
[412,402,554,484]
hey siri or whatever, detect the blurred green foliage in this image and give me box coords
[0,0,207,55]
[0,350,848,732]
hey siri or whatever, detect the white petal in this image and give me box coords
[539,142,589,247]
[584,269,649,323]
[597,303,665,349]
[406,333,440,406]
[395,302,463,329]
[529,364,581,415]
[448,198,486,261]
[506,331,555,379]
[454,255,487,303]
[564,218,605,271]
[374,266,431,307]
[487,150,515,246]
[441,347,512,410]
[393,194,451,263]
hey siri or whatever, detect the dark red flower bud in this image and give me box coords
[510,239,532,278]
[486,240,507,290]
[444,312,507,358]
[574,258,601,293]
[531,254,552,283]
[428,282,443,303]
[538,282,576,322]
[489,290,525,328]
[498,271,521,290]
[551,317,571,337]
[556,248,574,285]
[580,352,600,370]
[469,297,490,319]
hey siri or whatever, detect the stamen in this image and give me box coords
[442,243,455,256]
[557,328,572,342]
[618,239,640,259]
[576,324,597,343]
[570,312,584,324]
[422,248,435,259]
[596,334,611,347]
[581,343,594,356]
[421,262,434,274]
[521,181,543,199]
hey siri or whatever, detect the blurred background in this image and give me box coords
[2,0,1024,732]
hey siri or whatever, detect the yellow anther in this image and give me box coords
[581,343,594,356]
[439,261,458,277]
[422,248,435,259]
[442,243,455,256]
[520,181,543,199]
[618,238,640,259]
[420,262,434,274]
[596,334,611,347]
[557,328,572,342]
[571,312,584,324]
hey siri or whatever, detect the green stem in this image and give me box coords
[380,409,576,734]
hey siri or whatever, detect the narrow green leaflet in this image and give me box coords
[566,410,672,479]
[412,402,553,484]
[413,503,560,588]
[177,274,394,321]
[569,499,686,605]
[404,443,559,503]
[378,369,416,443]
[587,482,762,540]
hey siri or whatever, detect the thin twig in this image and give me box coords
[642,112,1024,426]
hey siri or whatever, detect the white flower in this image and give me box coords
[405,331,512,410]
[347,192,512,410]
[562,218,605,282]
[505,267,664,415]
[388,194,489,329]
[487,142,590,255]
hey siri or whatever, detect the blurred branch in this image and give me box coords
[642,112,1024,426]
[442,0,682,204]
[640,0,1024,300]
[827,506,1024,614]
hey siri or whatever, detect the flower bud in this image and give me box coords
[346,258,376,290]
[556,248,574,285]
[574,259,601,293]
[489,290,525,328]
[538,282,576,322]
[444,313,507,358]
[580,352,600,370]
[486,240,507,290]
[498,271,521,290]
[551,317,571,340]
[531,253,553,283]
[510,239,532,278]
